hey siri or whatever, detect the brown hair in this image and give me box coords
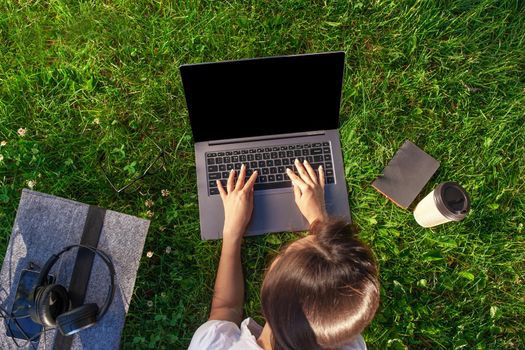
[261,219,380,350]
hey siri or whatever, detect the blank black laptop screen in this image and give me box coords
[180,52,344,143]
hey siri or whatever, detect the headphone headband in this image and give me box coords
[37,244,116,321]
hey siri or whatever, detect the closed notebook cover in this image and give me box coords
[372,140,440,209]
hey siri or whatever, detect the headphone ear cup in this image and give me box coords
[29,286,44,324]
[56,303,99,336]
[32,284,70,327]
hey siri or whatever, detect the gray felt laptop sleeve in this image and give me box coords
[0,190,150,349]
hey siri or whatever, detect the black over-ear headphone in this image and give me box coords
[28,244,116,336]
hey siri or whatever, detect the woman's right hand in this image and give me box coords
[217,165,258,244]
[286,159,327,225]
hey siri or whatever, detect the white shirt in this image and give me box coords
[188,318,367,350]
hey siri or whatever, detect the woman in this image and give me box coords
[189,160,380,350]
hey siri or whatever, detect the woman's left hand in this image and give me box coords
[217,164,258,243]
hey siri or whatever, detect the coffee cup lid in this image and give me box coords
[434,182,470,221]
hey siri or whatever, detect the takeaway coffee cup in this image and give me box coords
[413,182,470,228]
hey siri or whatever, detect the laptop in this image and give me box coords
[180,52,351,240]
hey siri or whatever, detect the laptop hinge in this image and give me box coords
[208,130,326,146]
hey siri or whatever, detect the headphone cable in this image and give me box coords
[0,304,38,350]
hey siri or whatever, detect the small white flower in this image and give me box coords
[93,118,100,125]
[17,128,27,137]
[159,226,166,232]
[165,246,172,254]
[145,199,154,208]
[146,251,153,258]
[0,141,6,147]
[27,180,36,189]
[147,300,153,307]
[146,210,154,218]
[161,189,170,197]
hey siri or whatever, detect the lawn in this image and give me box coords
[1,0,524,349]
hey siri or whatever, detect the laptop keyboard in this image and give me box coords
[206,142,335,196]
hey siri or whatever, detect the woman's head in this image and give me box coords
[261,219,380,350]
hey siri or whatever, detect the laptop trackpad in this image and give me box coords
[247,191,309,235]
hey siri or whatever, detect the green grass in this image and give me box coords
[1,0,524,349]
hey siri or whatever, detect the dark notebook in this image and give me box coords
[372,140,440,209]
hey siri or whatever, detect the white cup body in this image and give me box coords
[413,190,453,227]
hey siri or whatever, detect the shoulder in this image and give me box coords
[188,320,240,350]
[342,334,368,350]
[188,318,262,350]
